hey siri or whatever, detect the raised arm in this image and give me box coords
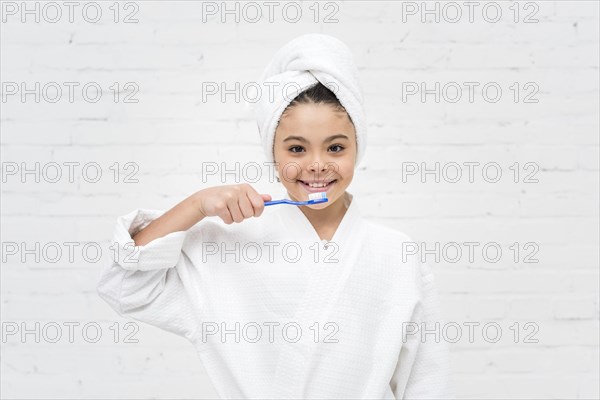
[97,184,272,340]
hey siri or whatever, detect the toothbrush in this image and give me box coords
[264,192,328,206]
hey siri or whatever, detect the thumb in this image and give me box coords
[260,194,272,202]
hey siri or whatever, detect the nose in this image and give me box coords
[309,160,328,173]
[307,153,336,180]
[308,152,329,173]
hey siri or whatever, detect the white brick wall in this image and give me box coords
[1,1,598,398]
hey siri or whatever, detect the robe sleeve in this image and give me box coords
[96,208,199,341]
[390,260,454,399]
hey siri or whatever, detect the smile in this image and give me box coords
[297,179,338,192]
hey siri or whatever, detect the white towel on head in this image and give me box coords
[253,33,367,168]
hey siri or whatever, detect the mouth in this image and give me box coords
[297,179,338,193]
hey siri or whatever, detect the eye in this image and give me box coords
[288,145,305,153]
[329,144,345,153]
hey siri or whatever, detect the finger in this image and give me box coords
[238,194,255,219]
[227,199,244,223]
[247,191,265,217]
[217,209,233,225]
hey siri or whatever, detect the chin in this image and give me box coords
[310,190,345,210]
[306,201,331,210]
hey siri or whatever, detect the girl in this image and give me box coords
[97,34,452,399]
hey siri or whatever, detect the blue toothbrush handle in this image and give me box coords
[264,198,327,206]
[264,199,295,206]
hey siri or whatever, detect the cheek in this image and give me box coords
[277,161,303,183]
[273,145,291,177]
[335,157,355,180]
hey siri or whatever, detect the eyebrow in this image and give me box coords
[283,134,349,143]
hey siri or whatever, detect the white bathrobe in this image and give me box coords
[97,189,452,399]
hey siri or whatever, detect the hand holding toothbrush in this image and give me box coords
[196,184,328,225]
[195,184,272,225]
[132,184,327,246]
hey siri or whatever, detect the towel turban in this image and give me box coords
[253,33,367,168]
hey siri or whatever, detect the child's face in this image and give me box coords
[273,102,357,210]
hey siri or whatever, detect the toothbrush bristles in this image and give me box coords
[308,192,328,201]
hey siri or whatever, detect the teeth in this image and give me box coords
[304,181,333,188]
[299,180,336,188]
